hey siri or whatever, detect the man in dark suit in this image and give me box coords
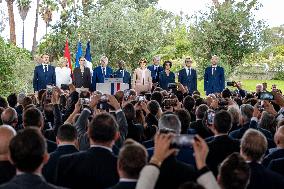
[114,60,131,89]
[204,55,225,95]
[0,128,64,189]
[147,56,163,88]
[56,113,120,189]
[206,110,240,176]
[33,54,56,93]
[42,124,79,184]
[240,129,284,189]
[262,126,284,167]
[109,140,147,189]
[178,57,197,95]
[91,56,113,91]
[0,126,16,185]
[189,104,213,138]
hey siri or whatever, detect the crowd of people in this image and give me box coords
[0,54,284,189]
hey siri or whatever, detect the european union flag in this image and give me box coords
[75,41,82,68]
[85,40,92,62]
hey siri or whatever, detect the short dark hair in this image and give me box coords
[0,96,8,108]
[7,93,17,107]
[23,108,43,128]
[43,103,54,121]
[222,88,232,98]
[57,124,77,142]
[151,92,163,106]
[214,110,232,133]
[22,96,33,109]
[163,60,172,68]
[88,113,118,142]
[219,153,250,189]
[123,103,136,121]
[147,100,160,115]
[175,109,191,134]
[118,139,147,178]
[183,96,195,112]
[9,128,46,172]
[195,104,209,119]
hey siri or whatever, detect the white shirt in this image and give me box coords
[84,60,93,76]
[42,64,48,72]
[186,67,192,76]
[55,67,72,87]
[212,65,217,75]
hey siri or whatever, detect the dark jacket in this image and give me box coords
[267,157,284,176]
[147,65,163,84]
[262,148,284,168]
[159,71,175,90]
[43,145,79,184]
[0,161,16,185]
[113,69,131,88]
[73,67,91,89]
[56,147,119,189]
[204,66,225,95]
[189,120,213,139]
[0,174,65,189]
[33,65,56,92]
[109,181,136,189]
[178,68,197,94]
[91,66,113,91]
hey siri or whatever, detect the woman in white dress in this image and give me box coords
[132,58,152,94]
[55,57,72,88]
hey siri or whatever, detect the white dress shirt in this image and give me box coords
[212,66,217,75]
[186,67,192,76]
[42,64,48,72]
[55,67,72,87]
[84,60,93,76]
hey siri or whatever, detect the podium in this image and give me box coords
[96,78,129,95]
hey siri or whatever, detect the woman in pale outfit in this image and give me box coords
[55,57,72,88]
[132,58,152,94]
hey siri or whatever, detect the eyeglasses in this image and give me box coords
[185,61,192,63]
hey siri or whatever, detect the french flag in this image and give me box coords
[110,83,121,95]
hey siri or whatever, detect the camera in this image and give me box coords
[258,92,274,100]
[168,83,177,90]
[207,110,215,125]
[46,85,53,99]
[170,134,195,149]
[97,94,109,110]
[136,95,146,102]
[226,81,236,87]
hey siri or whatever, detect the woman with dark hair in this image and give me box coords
[159,61,175,90]
[73,57,91,89]
[132,58,152,94]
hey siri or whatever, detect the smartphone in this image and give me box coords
[80,98,90,105]
[207,110,215,125]
[170,134,194,149]
[258,92,274,100]
[46,85,53,99]
[61,84,69,90]
[168,83,177,89]
[226,81,235,87]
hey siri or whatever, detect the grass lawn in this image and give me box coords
[196,80,284,97]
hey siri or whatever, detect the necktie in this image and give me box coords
[212,67,216,75]
[102,67,105,76]
[44,65,48,73]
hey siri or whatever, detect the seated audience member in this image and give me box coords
[218,153,250,189]
[175,109,191,134]
[56,113,120,189]
[189,104,213,138]
[183,96,196,122]
[110,139,147,189]
[240,129,284,189]
[0,126,16,185]
[123,103,144,143]
[206,110,240,176]
[153,114,198,189]
[0,128,64,189]
[23,108,57,153]
[1,108,18,129]
[262,126,284,167]
[43,124,79,184]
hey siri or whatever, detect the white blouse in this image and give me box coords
[55,67,72,87]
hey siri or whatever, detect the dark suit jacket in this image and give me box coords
[33,65,56,92]
[0,174,65,189]
[159,71,175,90]
[91,66,113,91]
[178,68,197,94]
[126,121,144,143]
[73,67,91,89]
[147,65,163,83]
[113,69,131,88]
[47,139,57,153]
[110,181,136,189]
[204,66,225,95]
[56,147,119,189]
[206,135,240,176]
[43,145,79,184]
[189,120,213,139]
[155,156,197,189]
[247,162,284,189]
[0,161,16,185]
[262,148,284,168]
[267,157,284,176]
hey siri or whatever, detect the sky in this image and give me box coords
[0,0,283,51]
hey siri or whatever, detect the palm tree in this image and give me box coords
[39,0,58,35]
[32,0,40,56]
[5,0,16,44]
[17,0,31,48]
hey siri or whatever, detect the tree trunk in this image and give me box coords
[212,0,220,7]
[6,0,16,45]
[32,0,40,56]
[22,20,24,48]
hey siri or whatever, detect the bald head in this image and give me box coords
[274,126,284,148]
[0,125,16,159]
[1,107,18,127]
